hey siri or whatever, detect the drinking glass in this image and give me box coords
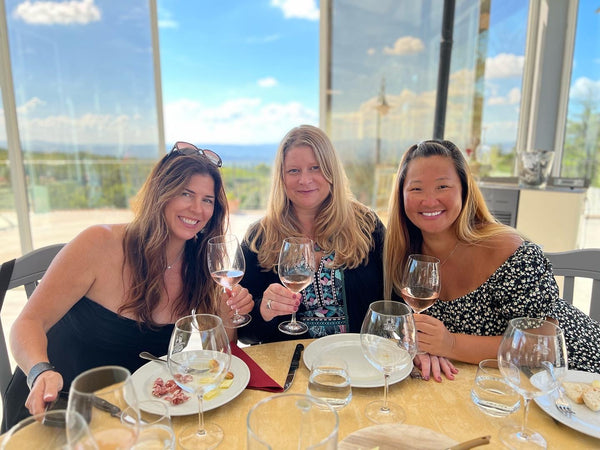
[497,317,568,449]
[168,313,231,450]
[207,234,251,328]
[277,237,316,335]
[67,365,140,449]
[307,355,352,410]
[121,400,175,449]
[471,359,520,417]
[247,393,338,449]
[360,300,417,423]
[400,254,440,314]
[1,410,96,449]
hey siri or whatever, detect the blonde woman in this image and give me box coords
[384,139,600,375]
[5,143,253,430]
[238,125,385,344]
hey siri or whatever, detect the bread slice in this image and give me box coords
[562,381,592,404]
[583,387,600,412]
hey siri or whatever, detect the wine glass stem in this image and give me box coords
[289,312,298,324]
[196,392,207,436]
[521,397,531,433]
[382,373,390,412]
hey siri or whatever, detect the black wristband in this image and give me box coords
[27,362,56,389]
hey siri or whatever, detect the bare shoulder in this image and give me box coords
[475,231,523,263]
[63,223,127,261]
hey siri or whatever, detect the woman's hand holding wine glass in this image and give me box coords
[168,314,231,450]
[207,234,251,328]
[497,317,568,449]
[277,237,316,335]
[360,300,417,424]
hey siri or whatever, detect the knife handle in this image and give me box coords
[290,343,304,369]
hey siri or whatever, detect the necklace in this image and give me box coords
[166,247,184,270]
[440,242,460,267]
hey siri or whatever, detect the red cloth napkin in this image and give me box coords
[230,341,284,392]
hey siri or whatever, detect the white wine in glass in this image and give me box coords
[207,234,251,328]
[168,314,231,450]
[277,237,315,335]
[360,300,417,424]
[497,317,568,449]
[400,254,440,314]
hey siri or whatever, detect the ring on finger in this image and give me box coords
[266,299,273,310]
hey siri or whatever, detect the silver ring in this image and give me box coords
[266,299,272,310]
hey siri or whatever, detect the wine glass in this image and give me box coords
[277,237,316,335]
[207,234,251,328]
[400,254,440,314]
[67,365,140,449]
[497,317,568,449]
[1,410,96,449]
[121,400,175,449]
[360,300,417,423]
[168,313,231,450]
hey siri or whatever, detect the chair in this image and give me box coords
[545,249,600,322]
[0,244,65,399]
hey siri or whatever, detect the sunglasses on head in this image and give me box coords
[169,141,223,167]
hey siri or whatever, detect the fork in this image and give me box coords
[555,387,575,417]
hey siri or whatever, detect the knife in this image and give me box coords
[283,343,304,392]
[92,395,146,424]
[444,435,491,450]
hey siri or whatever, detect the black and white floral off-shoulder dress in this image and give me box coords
[426,241,600,373]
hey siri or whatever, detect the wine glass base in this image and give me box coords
[225,314,252,329]
[365,400,406,424]
[278,320,308,335]
[499,425,547,449]
[178,423,223,450]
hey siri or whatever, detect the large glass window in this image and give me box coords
[324,0,529,212]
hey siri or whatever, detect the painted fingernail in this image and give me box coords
[424,376,429,381]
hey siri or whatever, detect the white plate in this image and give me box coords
[534,370,600,439]
[338,423,456,450]
[130,355,250,416]
[302,333,413,388]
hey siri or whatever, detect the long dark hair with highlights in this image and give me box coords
[120,151,228,325]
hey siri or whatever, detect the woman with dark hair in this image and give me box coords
[384,139,600,373]
[4,142,253,429]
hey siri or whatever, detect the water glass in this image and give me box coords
[247,393,338,449]
[471,359,520,417]
[307,355,352,410]
[121,400,175,450]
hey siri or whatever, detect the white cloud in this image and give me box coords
[258,77,278,88]
[13,0,101,25]
[158,19,178,29]
[485,53,524,79]
[17,97,46,114]
[488,88,521,106]
[367,48,376,56]
[383,36,424,55]
[164,97,318,144]
[570,76,600,102]
[270,0,319,20]
[483,120,519,143]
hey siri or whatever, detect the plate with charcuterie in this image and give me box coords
[130,354,250,416]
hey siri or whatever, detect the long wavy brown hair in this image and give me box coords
[246,124,377,270]
[120,150,228,325]
[383,139,512,299]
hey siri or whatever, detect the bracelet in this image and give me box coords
[27,362,56,389]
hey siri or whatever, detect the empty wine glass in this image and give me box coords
[277,237,316,335]
[400,254,440,314]
[168,313,231,450]
[497,317,568,449]
[67,365,140,449]
[360,300,417,423]
[207,234,251,328]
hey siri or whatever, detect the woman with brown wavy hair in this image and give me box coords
[5,142,253,429]
[238,124,386,344]
[384,139,600,375]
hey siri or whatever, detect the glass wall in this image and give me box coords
[323,0,529,212]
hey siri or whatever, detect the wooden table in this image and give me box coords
[171,339,600,449]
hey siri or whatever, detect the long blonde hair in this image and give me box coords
[383,140,513,299]
[246,124,378,270]
[121,151,228,325]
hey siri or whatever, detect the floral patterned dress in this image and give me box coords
[426,241,600,373]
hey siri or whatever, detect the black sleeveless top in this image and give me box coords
[2,296,174,431]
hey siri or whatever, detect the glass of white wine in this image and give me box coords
[277,237,316,335]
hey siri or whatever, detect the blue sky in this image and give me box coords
[0,0,597,151]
